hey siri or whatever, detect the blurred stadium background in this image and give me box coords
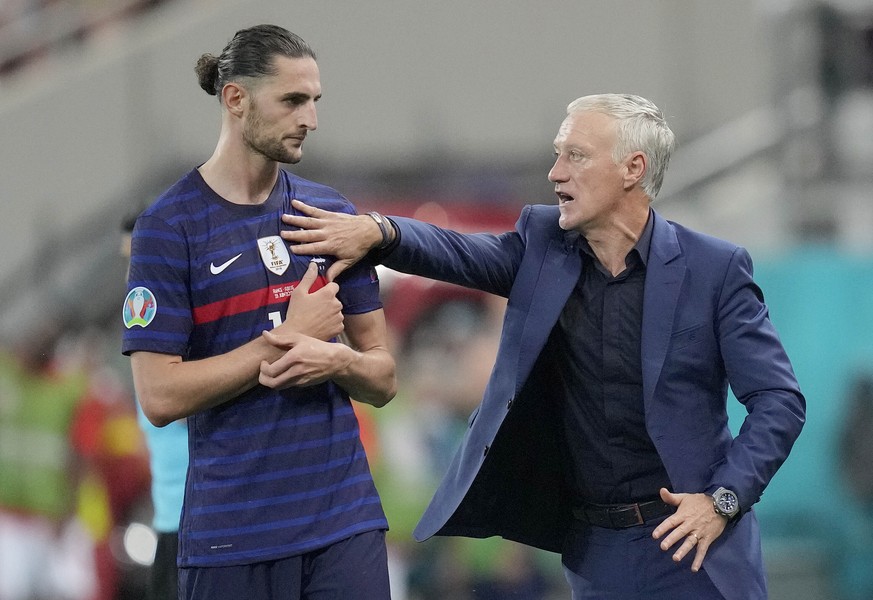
[1,0,873,598]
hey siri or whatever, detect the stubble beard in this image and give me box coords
[243,102,302,165]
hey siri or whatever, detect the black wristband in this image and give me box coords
[366,211,391,250]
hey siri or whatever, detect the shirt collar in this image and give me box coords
[580,208,654,268]
[635,208,654,267]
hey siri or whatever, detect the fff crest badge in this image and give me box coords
[258,236,291,275]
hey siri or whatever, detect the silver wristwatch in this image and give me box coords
[712,487,739,520]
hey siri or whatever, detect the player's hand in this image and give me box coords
[279,261,344,341]
[258,331,352,389]
[281,199,387,281]
[651,487,728,572]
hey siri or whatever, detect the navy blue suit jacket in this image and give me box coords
[382,205,805,600]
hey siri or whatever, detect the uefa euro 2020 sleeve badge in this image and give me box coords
[123,286,157,328]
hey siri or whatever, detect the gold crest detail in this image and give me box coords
[257,236,290,276]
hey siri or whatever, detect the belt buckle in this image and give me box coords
[608,503,644,528]
[630,503,644,525]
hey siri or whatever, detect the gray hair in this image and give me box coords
[566,94,675,199]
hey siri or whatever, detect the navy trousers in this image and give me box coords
[561,519,726,600]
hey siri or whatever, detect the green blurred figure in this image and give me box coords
[0,328,94,600]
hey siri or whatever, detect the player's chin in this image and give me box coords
[282,150,303,165]
[278,140,304,162]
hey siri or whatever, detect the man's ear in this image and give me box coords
[623,151,647,190]
[221,82,247,118]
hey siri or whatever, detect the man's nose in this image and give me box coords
[548,157,566,182]
[302,103,318,131]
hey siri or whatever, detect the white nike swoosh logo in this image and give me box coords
[210,253,243,275]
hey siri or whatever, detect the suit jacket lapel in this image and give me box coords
[642,213,686,409]
[516,231,581,391]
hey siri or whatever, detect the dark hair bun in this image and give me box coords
[195,53,220,95]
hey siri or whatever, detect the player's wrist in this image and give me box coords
[330,343,358,379]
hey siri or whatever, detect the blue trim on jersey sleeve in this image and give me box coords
[135,226,187,243]
[131,255,190,271]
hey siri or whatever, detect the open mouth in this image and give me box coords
[556,192,574,204]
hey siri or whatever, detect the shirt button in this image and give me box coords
[507,397,514,410]
[483,445,490,457]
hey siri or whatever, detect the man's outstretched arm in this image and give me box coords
[282,199,392,280]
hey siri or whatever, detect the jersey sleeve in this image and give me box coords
[122,213,193,357]
[301,191,383,316]
[336,260,383,315]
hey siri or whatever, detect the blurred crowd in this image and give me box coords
[0,322,151,600]
[0,0,171,78]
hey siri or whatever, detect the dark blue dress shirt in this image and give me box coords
[553,211,672,505]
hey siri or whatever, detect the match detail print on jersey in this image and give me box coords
[191,277,328,326]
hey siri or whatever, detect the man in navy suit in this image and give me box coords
[264,93,805,600]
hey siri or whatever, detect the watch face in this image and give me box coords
[717,491,738,513]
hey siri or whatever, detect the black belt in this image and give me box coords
[572,499,674,529]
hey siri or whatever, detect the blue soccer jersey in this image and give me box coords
[122,168,388,567]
